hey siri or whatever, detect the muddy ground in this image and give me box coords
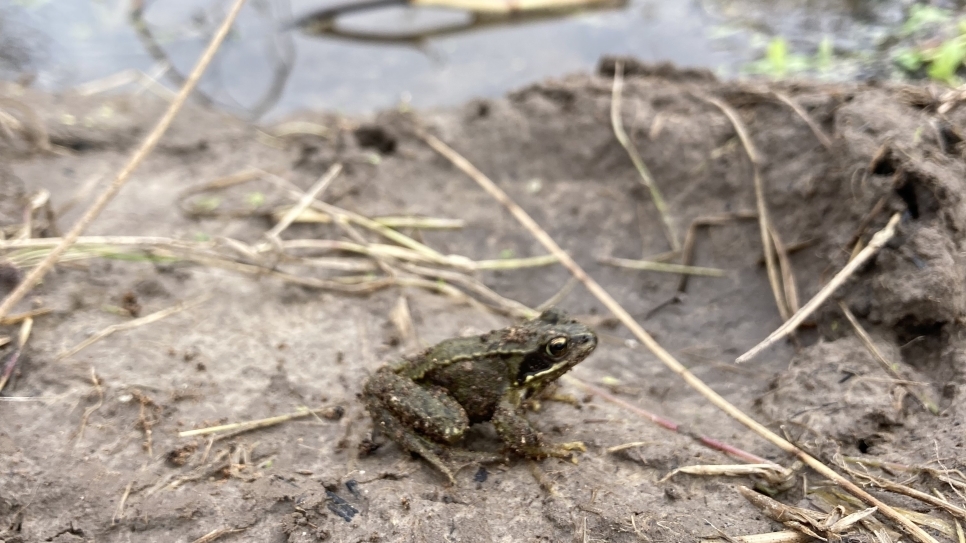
[1,58,965,542]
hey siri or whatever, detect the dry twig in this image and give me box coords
[0,317,32,393]
[611,61,678,251]
[771,91,834,151]
[190,527,246,543]
[599,256,727,277]
[737,213,901,363]
[179,406,343,439]
[73,367,104,443]
[838,301,938,414]
[58,297,209,360]
[698,94,790,321]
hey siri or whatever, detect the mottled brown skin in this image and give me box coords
[362,309,598,483]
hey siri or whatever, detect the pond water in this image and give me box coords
[2,0,907,119]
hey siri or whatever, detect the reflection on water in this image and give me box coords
[2,0,906,119]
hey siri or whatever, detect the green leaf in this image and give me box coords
[894,48,925,72]
[815,36,833,71]
[902,4,952,36]
[766,37,789,77]
[926,37,966,84]
[246,192,266,208]
[192,196,221,213]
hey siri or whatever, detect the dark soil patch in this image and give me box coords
[1,58,965,542]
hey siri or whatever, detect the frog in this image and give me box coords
[361,308,598,483]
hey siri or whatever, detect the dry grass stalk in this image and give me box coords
[73,367,104,443]
[111,481,134,526]
[416,130,939,543]
[58,297,209,360]
[414,0,618,12]
[398,262,534,318]
[768,224,800,314]
[737,213,902,363]
[660,463,789,482]
[610,61,679,251]
[0,308,52,325]
[571,376,778,466]
[264,163,342,242]
[739,486,877,541]
[771,92,834,151]
[838,461,966,519]
[261,171,468,268]
[189,527,246,543]
[0,96,52,153]
[838,301,938,414]
[390,295,419,351]
[677,210,758,292]
[0,317,33,393]
[0,0,249,321]
[699,94,790,321]
[179,406,343,439]
[73,67,179,101]
[599,256,728,277]
[735,531,813,543]
[271,207,465,230]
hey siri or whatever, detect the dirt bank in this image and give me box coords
[1,59,964,542]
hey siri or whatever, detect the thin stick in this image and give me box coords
[567,376,778,466]
[841,463,966,519]
[178,406,342,438]
[417,131,938,543]
[839,301,938,414]
[600,256,728,277]
[0,0,249,320]
[0,317,32,392]
[700,95,789,321]
[768,224,800,314]
[611,61,679,251]
[0,308,52,325]
[190,527,245,543]
[677,211,758,292]
[111,481,134,525]
[771,92,834,151]
[74,367,104,443]
[58,297,209,360]
[264,163,341,240]
[737,213,901,363]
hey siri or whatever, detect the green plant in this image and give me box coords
[745,36,834,78]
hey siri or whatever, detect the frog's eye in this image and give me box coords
[546,337,569,358]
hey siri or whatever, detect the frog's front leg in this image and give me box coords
[362,368,470,482]
[491,399,586,460]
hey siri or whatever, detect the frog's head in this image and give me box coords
[511,309,597,394]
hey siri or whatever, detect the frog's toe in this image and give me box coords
[542,441,586,462]
[557,441,586,452]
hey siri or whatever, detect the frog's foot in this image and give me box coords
[530,441,586,463]
[518,441,587,464]
[369,405,457,484]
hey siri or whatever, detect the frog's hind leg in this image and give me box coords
[367,404,458,483]
[363,368,470,444]
[363,368,471,483]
